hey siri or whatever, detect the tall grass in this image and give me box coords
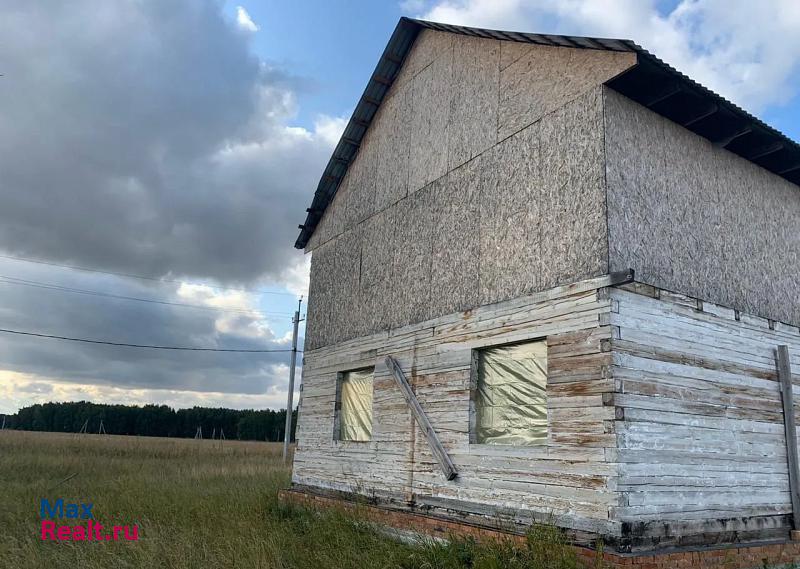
[0,430,589,568]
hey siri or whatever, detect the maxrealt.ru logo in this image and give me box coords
[40,498,139,542]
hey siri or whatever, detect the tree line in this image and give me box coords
[2,401,297,442]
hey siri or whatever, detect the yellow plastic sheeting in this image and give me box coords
[339,368,374,441]
[475,340,548,446]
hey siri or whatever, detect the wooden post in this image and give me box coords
[777,345,800,531]
[385,356,458,481]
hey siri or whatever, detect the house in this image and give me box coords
[287,17,800,567]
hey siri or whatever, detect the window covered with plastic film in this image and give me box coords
[474,340,548,445]
[337,368,374,442]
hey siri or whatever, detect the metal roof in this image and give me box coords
[295,17,800,249]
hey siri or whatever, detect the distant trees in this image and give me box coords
[4,401,297,442]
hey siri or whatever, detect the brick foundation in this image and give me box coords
[278,488,800,568]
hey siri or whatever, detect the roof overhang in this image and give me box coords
[295,17,800,249]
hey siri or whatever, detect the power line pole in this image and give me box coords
[283,297,303,464]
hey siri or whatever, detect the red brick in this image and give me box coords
[280,489,800,569]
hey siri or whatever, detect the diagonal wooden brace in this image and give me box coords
[777,345,800,531]
[385,356,458,481]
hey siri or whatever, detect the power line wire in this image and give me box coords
[0,275,294,317]
[0,327,298,353]
[0,253,298,297]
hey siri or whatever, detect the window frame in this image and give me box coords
[468,338,549,447]
[333,366,375,443]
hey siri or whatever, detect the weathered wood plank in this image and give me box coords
[610,287,799,534]
[385,355,458,480]
[777,344,800,530]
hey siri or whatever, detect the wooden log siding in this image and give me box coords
[294,273,621,536]
[294,273,800,549]
[610,286,800,548]
[385,356,458,480]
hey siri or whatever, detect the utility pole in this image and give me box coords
[283,297,303,464]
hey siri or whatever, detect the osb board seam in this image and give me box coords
[308,82,604,254]
[303,272,620,358]
[601,87,612,290]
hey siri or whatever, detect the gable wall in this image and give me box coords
[305,31,635,350]
[604,88,800,327]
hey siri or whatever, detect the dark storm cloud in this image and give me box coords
[0,0,334,285]
[0,1,328,401]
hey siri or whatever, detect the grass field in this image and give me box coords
[0,430,587,568]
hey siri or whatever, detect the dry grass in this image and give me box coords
[0,430,586,569]
[1,431,291,568]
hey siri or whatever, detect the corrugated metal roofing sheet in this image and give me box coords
[295,17,800,249]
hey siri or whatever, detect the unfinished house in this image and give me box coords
[288,17,800,568]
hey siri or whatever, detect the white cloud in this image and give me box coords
[314,115,349,147]
[416,0,800,113]
[279,255,311,299]
[236,6,259,32]
[0,370,298,414]
[175,283,276,339]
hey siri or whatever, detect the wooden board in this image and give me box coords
[610,286,800,548]
[777,345,800,530]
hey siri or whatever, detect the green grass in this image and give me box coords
[0,430,589,568]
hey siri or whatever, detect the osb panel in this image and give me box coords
[498,45,635,141]
[390,184,436,327]
[305,240,337,351]
[499,41,530,71]
[393,29,454,91]
[358,208,397,336]
[479,121,541,305]
[306,37,629,255]
[604,87,668,281]
[480,87,608,305]
[539,88,608,289]
[328,228,363,345]
[447,35,500,172]
[343,128,378,231]
[307,44,615,349]
[408,51,453,194]
[374,84,412,212]
[429,157,483,319]
[604,87,800,326]
[307,169,349,252]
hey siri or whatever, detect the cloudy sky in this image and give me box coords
[0,0,798,415]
